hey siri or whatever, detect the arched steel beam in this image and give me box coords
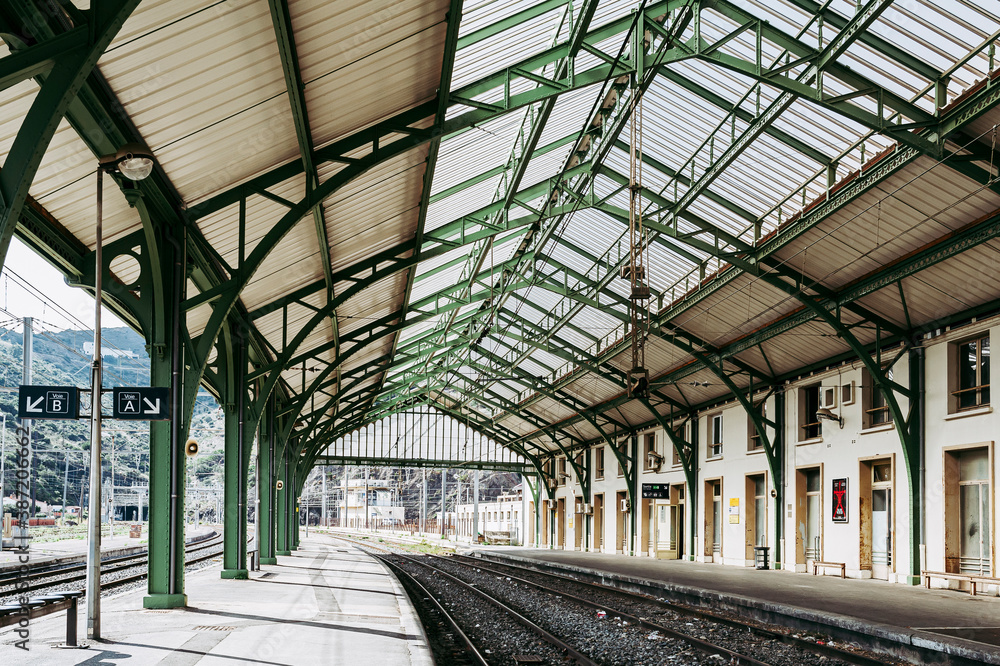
[0,0,141,268]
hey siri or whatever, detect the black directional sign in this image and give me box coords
[113,387,170,420]
[641,483,669,500]
[18,385,79,420]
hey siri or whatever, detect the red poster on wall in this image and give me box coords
[832,478,848,522]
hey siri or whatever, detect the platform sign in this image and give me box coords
[641,483,669,499]
[18,385,79,420]
[113,387,170,420]
[832,478,848,522]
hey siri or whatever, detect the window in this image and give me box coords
[863,368,892,428]
[709,414,723,457]
[748,402,765,451]
[643,433,657,470]
[672,424,685,466]
[799,384,821,440]
[820,386,837,409]
[557,457,566,485]
[955,335,990,410]
[595,446,605,479]
[841,381,856,406]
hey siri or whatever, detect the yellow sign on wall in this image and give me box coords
[729,497,740,524]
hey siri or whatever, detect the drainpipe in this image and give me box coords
[914,345,926,574]
[168,228,186,596]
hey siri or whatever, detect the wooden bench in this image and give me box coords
[812,561,846,578]
[924,570,1000,596]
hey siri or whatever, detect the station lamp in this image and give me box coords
[86,142,156,641]
[815,407,844,429]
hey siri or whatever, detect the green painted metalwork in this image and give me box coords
[0,0,141,268]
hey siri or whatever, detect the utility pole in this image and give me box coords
[19,318,32,539]
[62,456,70,527]
[440,469,447,536]
[473,470,479,545]
[421,470,427,534]
[321,466,327,527]
[363,466,369,530]
[0,413,6,514]
[342,465,348,528]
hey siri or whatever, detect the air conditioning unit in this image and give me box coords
[546,477,558,489]
[620,499,631,513]
[544,498,557,508]
[581,503,594,515]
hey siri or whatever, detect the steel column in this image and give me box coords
[275,452,290,556]
[143,217,186,609]
[222,330,249,579]
[258,399,276,564]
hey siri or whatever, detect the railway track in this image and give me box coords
[0,531,225,603]
[332,532,902,666]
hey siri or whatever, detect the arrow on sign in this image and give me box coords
[25,396,44,413]
[143,398,160,414]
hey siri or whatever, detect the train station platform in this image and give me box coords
[0,533,432,665]
[474,547,1000,663]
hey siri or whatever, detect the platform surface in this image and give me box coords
[477,547,1000,653]
[0,533,432,665]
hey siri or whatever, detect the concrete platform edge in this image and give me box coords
[370,552,434,666]
[478,551,1000,665]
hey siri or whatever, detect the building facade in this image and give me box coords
[525,319,996,592]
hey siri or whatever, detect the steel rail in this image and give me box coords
[378,557,489,666]
[329,534,596,665]
[0,531,221,587]
[385,552,599,666]
[454,553,891,666]
[0,533,224,598]
[435,553,771,666]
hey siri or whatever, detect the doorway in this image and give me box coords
[945,447,993,575]
[556,498,566,549]
[656,484,685,559]
[528,501,535,545]
[859,458,894,580]
[641,499,654,556]
[704,479,721,561]
[616,491,628,553]
[795,466,823,568]
[574,497,583,550]
[746,473,767,565]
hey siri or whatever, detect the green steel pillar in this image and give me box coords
[221,333,249,579]
[687,418,699,562]
[773,390,785,570]
[276,452,290,556]
[291,467,300,550]
[258,400,276,565]
[906,346,925,585]
[143,217,187,609]
[629,435,637,556]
